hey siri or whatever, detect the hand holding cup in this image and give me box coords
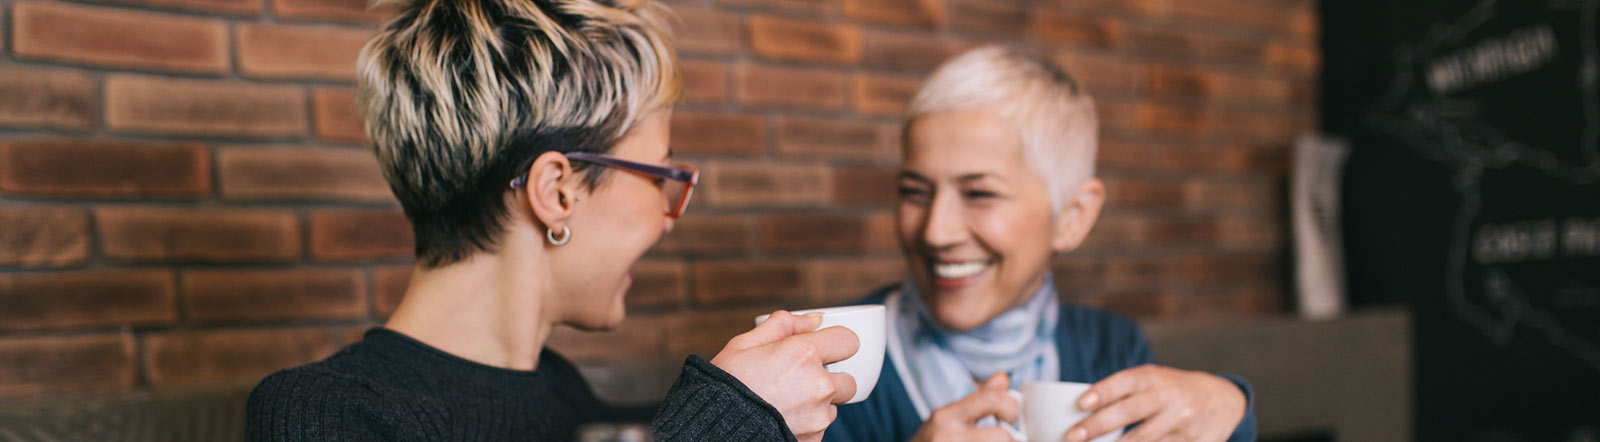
[710,310,861,442]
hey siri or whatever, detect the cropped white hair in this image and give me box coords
[908,44,1097,213]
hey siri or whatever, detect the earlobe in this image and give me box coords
[1052,178,1105,252]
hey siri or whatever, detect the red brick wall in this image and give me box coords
[0,0,1317,397]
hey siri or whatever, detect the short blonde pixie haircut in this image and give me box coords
[908,45,1097,213]
[359,0,681,268]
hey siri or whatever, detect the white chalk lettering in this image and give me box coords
[1426,25,1559,94]
[1474,220,1560,264]
[1564,217,1600,256]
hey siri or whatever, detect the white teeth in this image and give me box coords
[933,260,989,279]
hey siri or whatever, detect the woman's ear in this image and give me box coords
[1051,177,1105,252]
[523,151,581,232]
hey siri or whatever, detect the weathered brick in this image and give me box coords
[1195,33,1267,65]
[761,213,871,252]
[0,207,90,268]
[309,88,368,144]
[1211,109,1298,142]
[273,0,392,22]
[106,75,308,137]
[629,260,688,310]
[0,66,96,130]
[1169,0,1299,37]
[373,265,412,318]
[1217,214,1283,251]
[547,314,667,362]
[670,111,765,155]
[1035,11,1124,48]
[0,333,137,395]
[674,7,741,55]
[1055,50,1144,96]
[774,116,897,161]
[852,72,921,116]
[1145,216,1222,245]
[185,269,366,322]
[947,0,1027,36]
[693,260,811,306]
[681,60,730,104]
[736,64,848,109]
[1267,42,1319,75]
[80,0,261,15]
[237,23,368,80]
[143,327,338,387]
[0,139,210,198]
[218,146,391,202]
[97,207,301,262]
[862,31,961,72]
[653,213,755,254]
[1125,25,1193,58]
[1213,71,1293,104]
[864,211,900,251]
[0,270,176,331]
[833,166,898,206]
[1187,178,1281,210]
[842,0,944,27]
[716,0,836,14]
[309,209,414,261]
[1135,103,1209,135]
[1096,99,1141,134]
[1103,176,1188,208]
[808,257,904,305]
[12,2,228,73]
[748,16,862,65]
[1074,0,1172,17]
[701,162,832,207]
[665,307,775,358]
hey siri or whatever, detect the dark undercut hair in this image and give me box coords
[358,0,681,268]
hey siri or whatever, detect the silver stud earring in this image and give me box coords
[547,225,572,246]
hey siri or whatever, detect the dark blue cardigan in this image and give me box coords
[823,286,1257,442]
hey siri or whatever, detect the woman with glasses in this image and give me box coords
[245,1,859,441]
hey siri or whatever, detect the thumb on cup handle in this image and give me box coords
[734,311,822,350]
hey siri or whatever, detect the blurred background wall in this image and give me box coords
[0,0,1316,407]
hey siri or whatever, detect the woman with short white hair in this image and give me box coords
[824,45,1257,442]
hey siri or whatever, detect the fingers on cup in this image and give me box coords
[1115,400,1189,442]
[828,371,858,405]
[1084,364,1158,411]
[803,325,861,364]
[1071,390,1163,442]
[968,426,1018,442]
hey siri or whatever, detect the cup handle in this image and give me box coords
[1000,390,1025,442]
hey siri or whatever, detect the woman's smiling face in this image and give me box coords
[897,109,1063,332]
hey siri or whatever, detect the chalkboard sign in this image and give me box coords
[1324,0,1600,440]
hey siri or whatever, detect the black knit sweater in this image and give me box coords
[246,328,796,441]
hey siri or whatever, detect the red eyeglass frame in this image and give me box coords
[510,152,699,218]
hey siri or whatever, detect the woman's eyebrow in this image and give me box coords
[957,172,1005,184]
[898,171,931,182]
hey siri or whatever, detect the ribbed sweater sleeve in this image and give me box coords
[652,355,798,442]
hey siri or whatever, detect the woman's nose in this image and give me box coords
[921,192,968,247]
[661,216,676,235]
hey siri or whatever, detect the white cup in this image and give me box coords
[1002,381,1122,442]
[755,305,885,404]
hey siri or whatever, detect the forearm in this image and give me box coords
[652,355,799,442]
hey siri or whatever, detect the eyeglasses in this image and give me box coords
[510,152,698,218]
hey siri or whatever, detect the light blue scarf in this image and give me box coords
[890,276,1060,418]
